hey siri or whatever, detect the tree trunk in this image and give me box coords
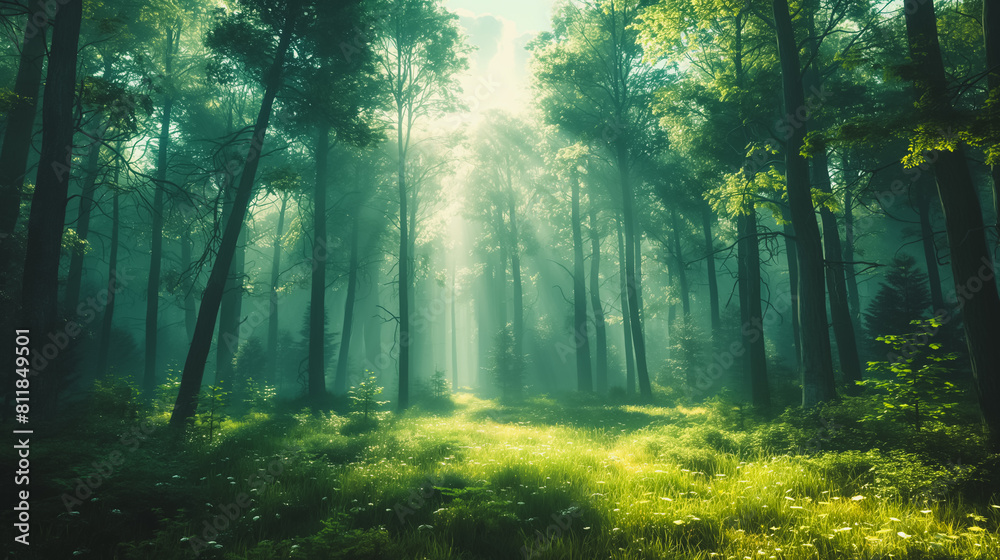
[309,125,330,403]
[617,141,652,399]
[572,171,593,392]
[617,216,636,395]
[671,211,691,316]
[65,140,102,313]
[814,146,862,393]
[97,159,121,375]
[335,211,360,394]
[215,207,245,387]
[363,263,382,374]
[495,207,509,330]
[510,198,525,374]
[905,0,1000,450]
[19,0,83,409]
[170,18,293,427]
[985,0,1000,227]
[782,218,803,368]
[451,263,458,390]
[702,204,721,345]
[916,175,946,311]
[397,98,411,410]
[738,206,769,407]
[773,0,836,407]
[144,28,176,395]
[841,169,861,321]
[268,194,288,382]
[589,200,608,393]
[0,14,47,238]
[182,228,197,341]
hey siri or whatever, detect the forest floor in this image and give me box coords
[6,388,1000,559]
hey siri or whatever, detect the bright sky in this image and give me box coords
[445,0,556,114]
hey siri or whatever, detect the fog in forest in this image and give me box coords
[3,0,1000,558]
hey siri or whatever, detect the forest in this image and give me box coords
[2,0,1000,558]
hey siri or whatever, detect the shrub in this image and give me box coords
[860,318,962,432]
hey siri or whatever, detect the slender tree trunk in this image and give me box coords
[182,228,196,341]
[65,140,102,313]
[268,194,288,382]
[589,200,608,393]
[364,264,382,374]
[782,218,802,368]
[170,18,293,427]
[617,217,636,395]
[737,213,751,397]
[985,0,1000,228]
[738,206,769,407]
[510,198,524,374]
[617,142,652,399]
[20,0,83,410]
[216,205,246,387]
[672,211,691,316]
[335,211,360,394]
[0,15,47,238]
[841,169,861,321]
[702,204,721,344]
[814,146,862,393]
[97,179,120,375]
[451,263,458,390]
[496,208,509,330]
[916,176,946,311]
[905,0,1000,450]
[774,0,836,407]
[572,171,593,392]
[309,125,330,403]
[396,102,410,411]
[145,29,176,395]
[396,102,411,411]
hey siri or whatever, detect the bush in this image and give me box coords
[419,369,455,412]
[343,372,388,434]
[860,318,962,432]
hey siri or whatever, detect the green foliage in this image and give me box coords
[195,382,229,443]
[91,376,142,424]
[294,514,404,559]
[348,372,389,426]
[863,255,933,349]
[658,317,708,398]
[861,318,962,432]
[231,337,276,411]
[489,326,524,402]
[418,369,455,413]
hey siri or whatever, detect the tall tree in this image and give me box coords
[773,0,836,406]
[903,0,1000,448]
[0,5,47,240]
[571,164,593,392]
[369,0,467,410]
[172,0,305,426]
[532,0,664,399]
[19,0,83,406]
[589,187,608,393]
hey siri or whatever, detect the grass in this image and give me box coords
[5,390,1000,559]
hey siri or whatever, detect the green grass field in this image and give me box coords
[9,388,1000,560]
